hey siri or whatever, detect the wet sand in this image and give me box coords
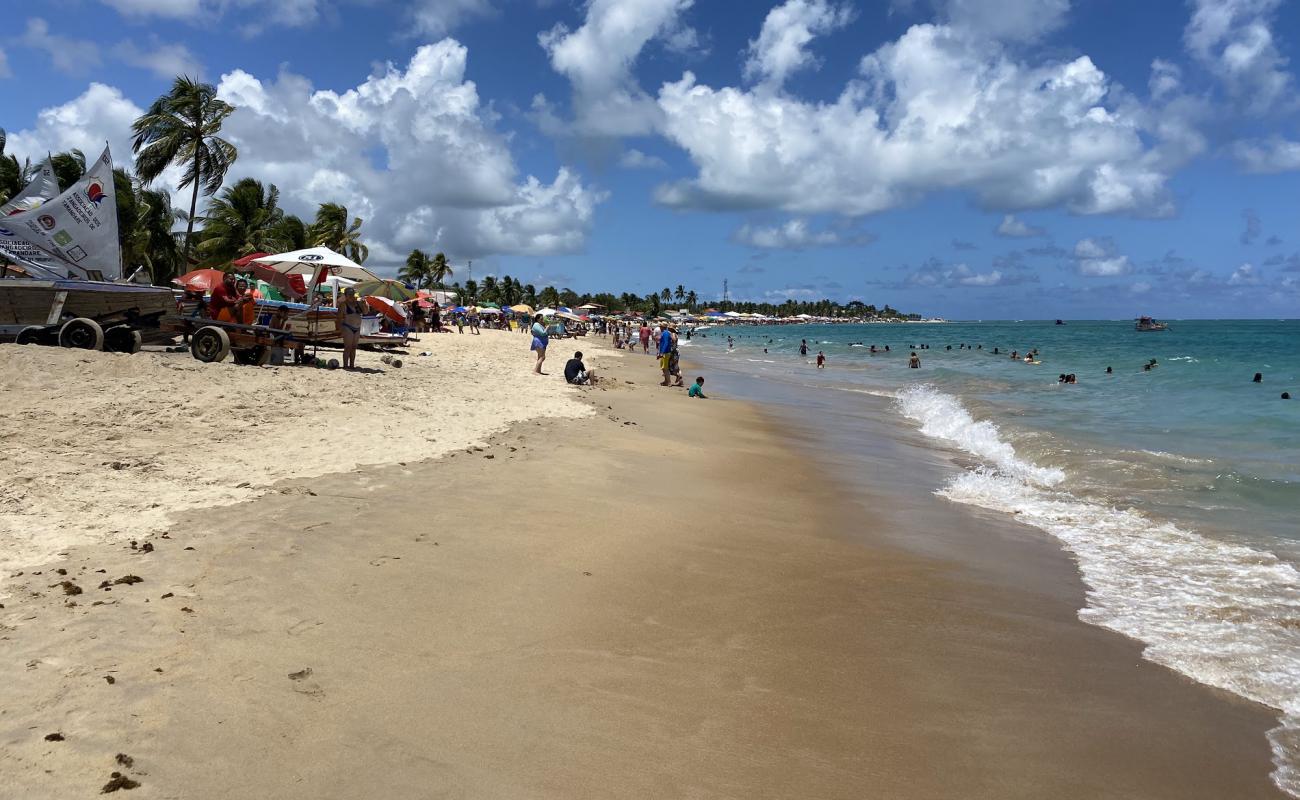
[0,340,1284,798]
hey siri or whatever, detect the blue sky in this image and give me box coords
[4,0,1300,318]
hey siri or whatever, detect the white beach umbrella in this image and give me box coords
[251,247,381,283]
[537,307,558,316]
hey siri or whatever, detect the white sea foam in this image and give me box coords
[895,383,1300,798]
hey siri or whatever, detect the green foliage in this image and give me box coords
[196,178,288,267]
[309,202,368,263]
[399,249,432,288]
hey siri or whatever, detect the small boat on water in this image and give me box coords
[1135,316,1169,331]
[1055,319,1066,325]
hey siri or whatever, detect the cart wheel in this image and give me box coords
[191,326,231,363]
[59,317,104,350]
[15,326,46,345]
[104,326,142,354]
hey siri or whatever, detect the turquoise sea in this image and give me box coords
[682,319,1300,796]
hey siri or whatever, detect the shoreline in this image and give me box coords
[0,335,1285,797]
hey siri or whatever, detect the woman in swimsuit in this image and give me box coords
[339,287,365,369]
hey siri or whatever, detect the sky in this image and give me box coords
[3,0,1300,318]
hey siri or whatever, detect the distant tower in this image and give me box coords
[467,260,473,284]
[722,278,729,305]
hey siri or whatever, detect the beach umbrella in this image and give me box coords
[451,305,468,313]
[510,304,533,314]
[364,295,407,324]
[478,307,502,315]
[251,247,381,283]
[354,279,417,301]
[173,268,227,292]
[537,307,557,316]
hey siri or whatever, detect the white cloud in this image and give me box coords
[21,18,102,76]
[537,0,692,138]
[1185,0,1293,113]
[1149,58,1182,100]
[410,0,496,36]
[210,41,602,261]
[743,0,854,88]
[113,39,204,80]
[903,260,1022,287]
[941,0,1069,43]
[1228,262,1260,285]
[995,214,1044,237]
[5,83,143,169]
[100,0,202,17]
[655,24,1184,218]
[1073,237,1131,276]
[619,149,667,169]
[1231,137,1300,173]
[732,218,869,249]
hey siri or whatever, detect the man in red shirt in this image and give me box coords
[207,272,238,321]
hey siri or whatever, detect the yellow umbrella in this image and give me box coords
[510,304,534,314]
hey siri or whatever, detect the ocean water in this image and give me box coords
[682,319,1300,796]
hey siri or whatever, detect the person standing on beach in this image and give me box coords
[339,287,365,370]
[658,324,675,385]
[639,322,651,354]
[531,313,549,374]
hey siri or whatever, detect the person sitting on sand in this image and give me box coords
[564,351,596,385]
[688,376,707,398]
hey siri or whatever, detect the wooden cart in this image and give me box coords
[161,316,296,365]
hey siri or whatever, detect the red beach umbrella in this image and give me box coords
[173,268,227,292]
[365,295,408,324]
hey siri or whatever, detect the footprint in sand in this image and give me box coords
[286,619,323,637]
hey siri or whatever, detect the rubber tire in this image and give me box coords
[191,326,231,363]
[59,318,104,350]
[15,326,46,345]
[104,326,142,354]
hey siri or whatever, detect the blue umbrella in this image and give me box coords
[452,306,468,313]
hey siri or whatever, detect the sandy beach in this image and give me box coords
[0,332,589,580]
[0,333,1285,798]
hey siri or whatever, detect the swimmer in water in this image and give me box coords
[816,351,826,369]
[1106,366,1113,374]
[909,352,921,369]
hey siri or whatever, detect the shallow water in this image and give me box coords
[682,319,1300,797]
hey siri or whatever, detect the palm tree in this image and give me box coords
[522,283,538,307]
[428,251,452,287]
[131,76,238,262]
[399,249,432,288]
[498,275,520,306]
[686,290,697,308]
[309,202,368,263]
[49,149,87,191]
[660,287,672,303]
[0,129,28,206]
[195,178,286,266]
[539,285,560,308]
[480,275,498,303]
[112,168,185,284]
[273,215,308,251]
[462,279,479,305]
[674,284,685,303]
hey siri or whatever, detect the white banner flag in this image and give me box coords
[0,157,62,272]
[0,146,121,280]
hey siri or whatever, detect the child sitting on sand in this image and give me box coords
[688,377,707,398]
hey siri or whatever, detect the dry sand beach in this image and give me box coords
[0,331,1286,798]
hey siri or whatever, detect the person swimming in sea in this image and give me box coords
[909,352,921,369]
[1106,366,1113,374]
